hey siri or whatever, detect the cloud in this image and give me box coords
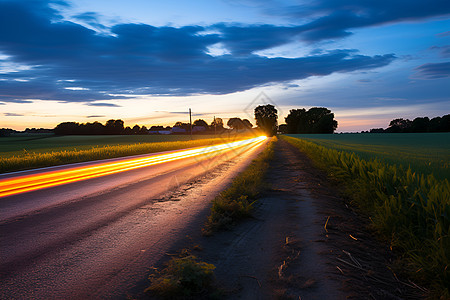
[85,103,121,107]
[86,115,105,118]
[4,112,24,116]
[269,0,450,41]
[0,0,402,103]
[431,45,450,58]
[414,62,450,79]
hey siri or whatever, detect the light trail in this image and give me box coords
[0,136,267,198]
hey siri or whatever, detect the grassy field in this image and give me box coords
[282,134,449,297]
[0,133,259,174]
[0,134,239,158]
[286,133,450,180]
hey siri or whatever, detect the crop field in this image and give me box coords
[0,133,257,174]
[282,134,449,296]
[286,133,450,180]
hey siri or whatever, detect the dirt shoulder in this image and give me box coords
[146,139,424,299]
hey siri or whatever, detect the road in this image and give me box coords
[0,136,268,299]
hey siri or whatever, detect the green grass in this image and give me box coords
[281,135,449,298]
[0,135,228,158]
[286,133,450,180]
[203,137,277,235]
[0,134,258,174]
[146,253,219,299]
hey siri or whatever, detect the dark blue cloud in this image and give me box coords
[0,0,402,103]
[4,113,25,117]
[271,0,450,41]
[85,103,121,107]
[414,62,450,79]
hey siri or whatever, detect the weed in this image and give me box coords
[145,255,219,299]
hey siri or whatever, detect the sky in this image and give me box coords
[0,0,449,132]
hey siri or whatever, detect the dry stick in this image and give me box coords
[336,257,366,272]
[343,250,362,268]
[336,266,344,274]
[240,275,262,288]
[324,216,330,233]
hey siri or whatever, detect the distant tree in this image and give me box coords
[227,117,245,130]
[105,119,124,135]
[308,107,338,133]
[132,124,141,134]
[193,119,209,129]
[410,117,430,133]
[54,122,80,135]
[123,126,133,135]
[242,119,253,129]
[285,107,337,134]
[370,128,385,133]
[285,108,307,133]
[386,118,412,133]
[254,104,278,136]
[139,125,148,134]
[211,118,224,131]
[173,121,190,131]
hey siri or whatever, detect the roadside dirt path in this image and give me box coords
[171,139,424,299]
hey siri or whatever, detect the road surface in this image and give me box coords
[0,136,268,299]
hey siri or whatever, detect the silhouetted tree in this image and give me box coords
[386,118,412,133]
[254,104,278,136]
[227,117,245,130]
[193,119,209,129]
[285,107,337,133]
[211,118,224,131]
[105,119,124,135]
[242,119,253,129]
[173,121,190,131]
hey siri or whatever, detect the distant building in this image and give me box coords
[192,126,206,133]
[171,126,186,134]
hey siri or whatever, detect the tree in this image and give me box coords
[242,119,253,129]
[105,119,124,135]
[211,118,224,131]
[227,117,245,130]
[193,119,209,130]
[285,107,337,134]
[285,108,307,133]
[254,104,278,136]
[386,118,412,133]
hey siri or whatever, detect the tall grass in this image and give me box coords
[0,137,249,174]
[281,135,449,298]
[203,137,277,234]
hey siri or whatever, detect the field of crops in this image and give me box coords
[0,134,234,158]
[286,133,450,180]
[282,134,449,297]
[0,133,256,174]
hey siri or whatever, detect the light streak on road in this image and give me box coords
[0,136,267,198]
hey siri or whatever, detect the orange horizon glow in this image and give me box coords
[0,136,267,198]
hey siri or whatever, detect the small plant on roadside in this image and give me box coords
[145,255,219,299]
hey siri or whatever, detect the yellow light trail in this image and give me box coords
[0,136,267,198]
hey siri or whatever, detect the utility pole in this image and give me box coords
[189,108,192,139]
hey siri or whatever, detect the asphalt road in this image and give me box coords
[0,137,268,299]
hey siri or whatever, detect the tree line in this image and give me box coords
[369,114,450,133]
[52,117,256,135]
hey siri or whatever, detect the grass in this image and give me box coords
[281,135,449,298]
[203,136,277,235]
[145,252,219,299]
[286,133,450,180]
[0,134,258,174]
